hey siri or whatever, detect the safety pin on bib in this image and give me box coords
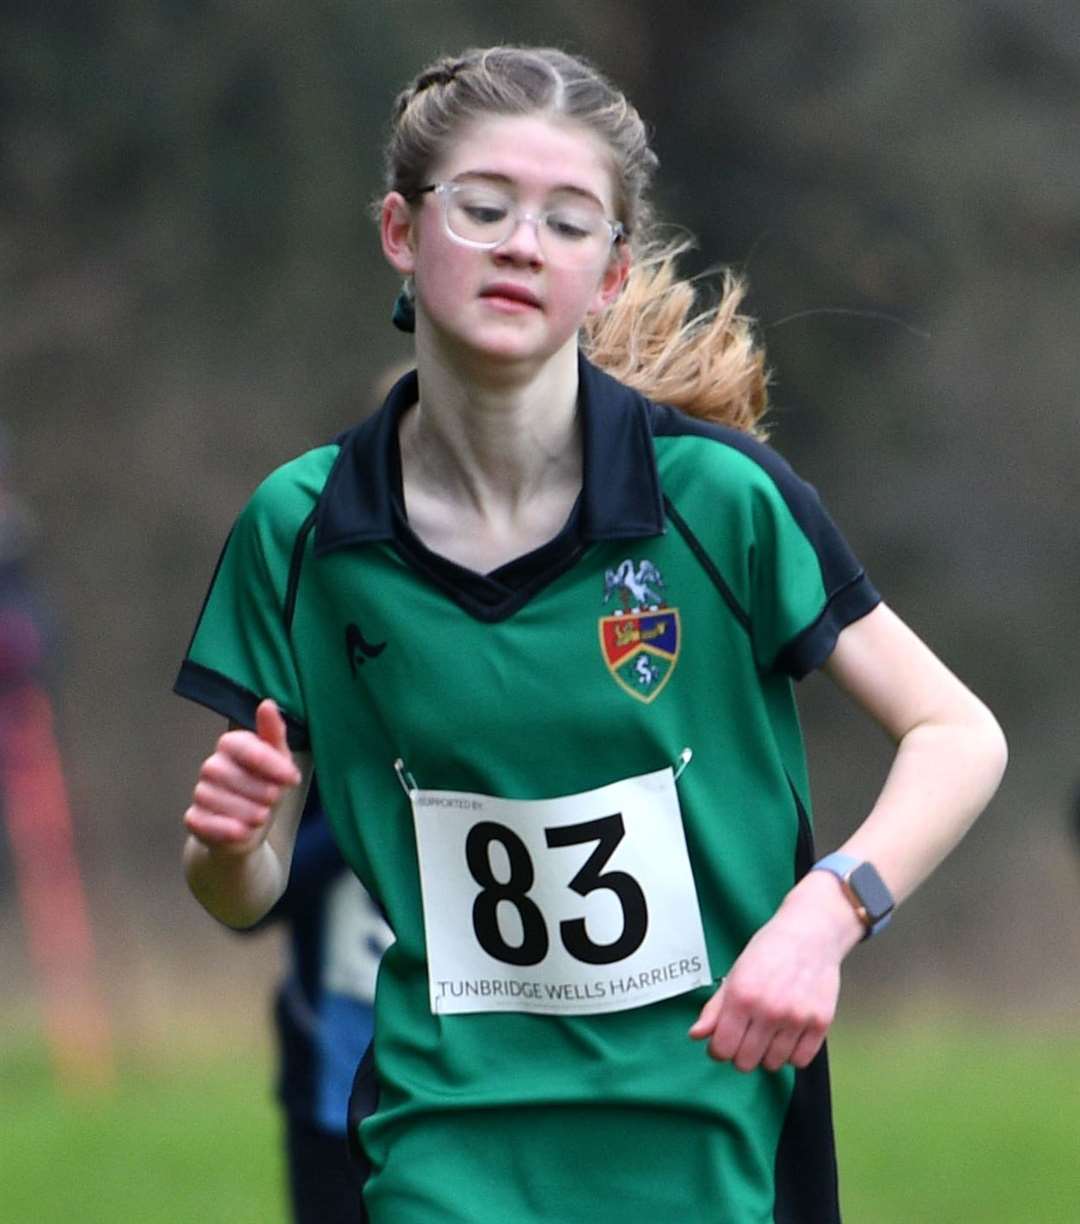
[393,757,419,798]
[673,746,693,782]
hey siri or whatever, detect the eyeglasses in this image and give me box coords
[413,181,624,268]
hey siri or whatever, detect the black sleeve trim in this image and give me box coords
[776,572,882,680]
[173,659,310,750]
[283,506,319,634]
[663,495,752,637]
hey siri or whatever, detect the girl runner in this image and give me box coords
[176,45,1006,1223]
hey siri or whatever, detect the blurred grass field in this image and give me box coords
[3,1023,1078,1223]
[830,1026,1080,1223]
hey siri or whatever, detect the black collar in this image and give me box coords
[314,353,664,558]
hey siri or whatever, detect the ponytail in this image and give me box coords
[582,237,769,439]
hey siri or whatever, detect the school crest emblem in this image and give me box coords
[599,559,680,703]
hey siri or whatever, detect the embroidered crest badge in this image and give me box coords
[599,559,680,703]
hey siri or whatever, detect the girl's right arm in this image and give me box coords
[182,698,312,929]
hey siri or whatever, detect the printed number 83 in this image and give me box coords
[465,813,649,967]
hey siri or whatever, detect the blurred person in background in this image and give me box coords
[245,777,390,1224]
[0,424,49,858]
[0,427,46,710]
[0,426,111,1085]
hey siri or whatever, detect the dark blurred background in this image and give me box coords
[2,0,1077,1040]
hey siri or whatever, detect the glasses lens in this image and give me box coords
[541,208,608,265]
[443,186,614,267]
[445,186,515,245]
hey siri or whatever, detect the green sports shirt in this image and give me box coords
[176,355,879,1223]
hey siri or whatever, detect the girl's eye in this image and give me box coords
[545,214,594,242]
[462,204,508,225]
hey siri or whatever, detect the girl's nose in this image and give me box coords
[493,214,544,263]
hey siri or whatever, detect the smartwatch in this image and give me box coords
[811,852,894,939]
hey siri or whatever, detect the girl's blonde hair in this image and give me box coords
[385,46,768,438]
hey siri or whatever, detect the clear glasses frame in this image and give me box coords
[413,181,625,267]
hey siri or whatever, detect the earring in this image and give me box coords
[391,285,416,334]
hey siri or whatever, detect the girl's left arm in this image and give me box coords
[689,601,1008,1072]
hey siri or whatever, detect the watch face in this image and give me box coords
[848,863,894,921]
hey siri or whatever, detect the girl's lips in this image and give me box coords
[479,283,543,309]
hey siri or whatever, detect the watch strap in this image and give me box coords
[813,851,860,878]
[811,852,894,939]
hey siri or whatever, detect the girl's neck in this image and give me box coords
[401,340,582,515]
[396,340,584,573]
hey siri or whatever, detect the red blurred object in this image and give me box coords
[1,682,114,1089]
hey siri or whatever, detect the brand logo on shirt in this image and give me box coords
[345,622,386,678]
[599,559,680,703]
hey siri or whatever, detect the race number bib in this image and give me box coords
[410,767,711,1016]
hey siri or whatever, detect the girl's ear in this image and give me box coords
[587,242,631,316]
[381,192,417,275]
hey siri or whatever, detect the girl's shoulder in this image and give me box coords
[249,442,342,508]
[236,442,343,548]
[646,399,816,515]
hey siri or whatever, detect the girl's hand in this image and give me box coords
[183,699,301,857]
[688,872,863,1072]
